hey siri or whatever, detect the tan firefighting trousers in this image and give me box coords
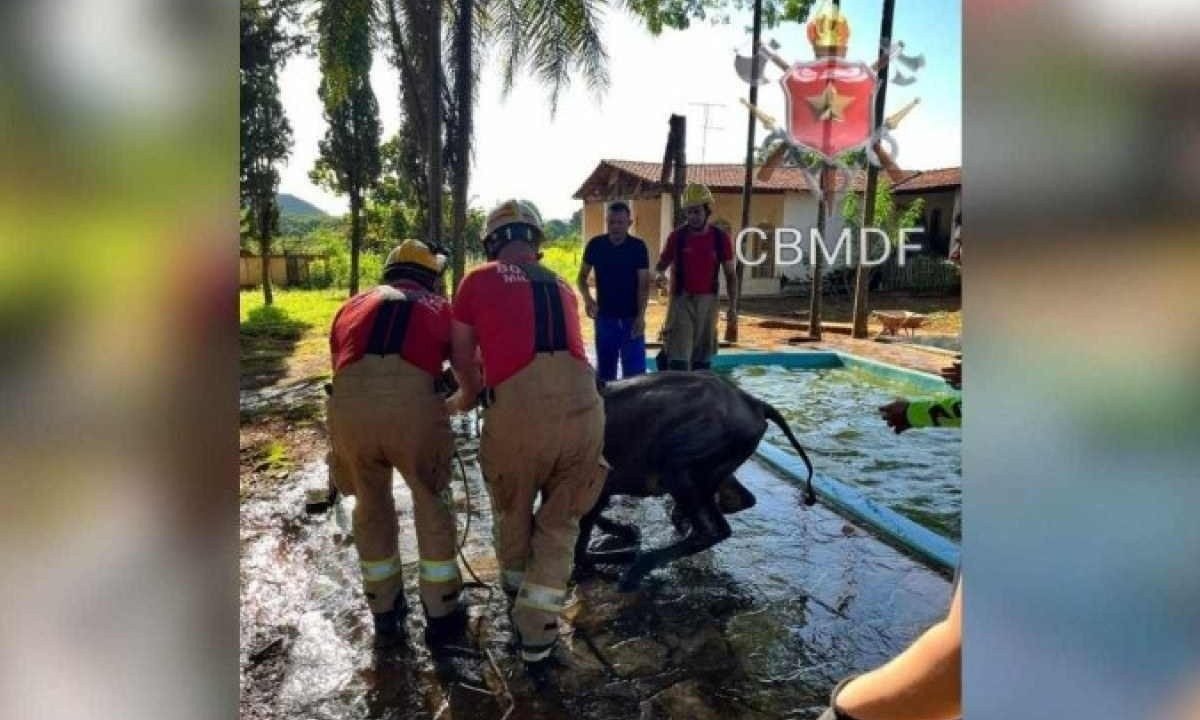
[662,293,719,369]
[480,354,607,660]
[326,355,462,620]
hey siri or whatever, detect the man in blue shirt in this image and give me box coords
[576,201,650,383]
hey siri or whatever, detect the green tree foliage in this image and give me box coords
[622,0,815,33]
[370,133,425,243]
[241,0,301,305]
[841,178,925,263]
[310,0,382,297]
[544,219,572,241]
[491,0,612,113]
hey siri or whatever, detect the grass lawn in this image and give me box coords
[240,289,345,389]
[240,285,961,390]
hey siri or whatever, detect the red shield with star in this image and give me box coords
[781,58,876,161]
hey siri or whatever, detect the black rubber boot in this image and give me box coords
[654,349,668,371]
[424,606,468,648]
[372,596,408,648]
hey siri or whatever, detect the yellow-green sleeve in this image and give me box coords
[906,395,962,428]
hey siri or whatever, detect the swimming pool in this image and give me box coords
[726,363,962,542]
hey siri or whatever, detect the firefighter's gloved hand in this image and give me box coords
[437,368,459,397]
[879,399,912,434]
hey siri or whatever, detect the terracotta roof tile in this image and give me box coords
[890,167,961,193]
[573,160,959,200]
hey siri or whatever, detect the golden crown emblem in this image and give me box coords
[806,1,851,58]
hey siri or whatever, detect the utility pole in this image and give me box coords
[807,0,843,341]
[851,0,897,338]
[688,102,726,164]
[730,0,764,344]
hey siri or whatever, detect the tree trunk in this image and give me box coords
[851,0,896,338]
[449,0,472,293]
[387,0,431,234]
[426,0,443,248]
[349,189,362,297]
[670,115,687,227]
[807,168,830,340]
[258,201,274,306]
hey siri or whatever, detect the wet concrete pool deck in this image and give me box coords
[241,415,952,719]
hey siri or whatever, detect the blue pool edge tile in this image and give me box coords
[755,443,960,574]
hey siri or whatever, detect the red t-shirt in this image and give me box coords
[330,282,452,376]
[655,224,733,295]
[452,257,589,387]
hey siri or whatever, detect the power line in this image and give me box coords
[688,102,727,163]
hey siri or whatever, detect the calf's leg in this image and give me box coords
[618,473,732,592]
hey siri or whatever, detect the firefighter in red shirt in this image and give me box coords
[655,182,738,370]
[446,199,607,666]
[326,239,464,648]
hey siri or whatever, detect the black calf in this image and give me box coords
[575,371,816,591]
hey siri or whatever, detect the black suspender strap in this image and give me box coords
[515,263,569,353]
[710,226,727,294]
[673,228,688,296]
[366,297,415,356]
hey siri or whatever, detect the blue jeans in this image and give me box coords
[594,315,646,383]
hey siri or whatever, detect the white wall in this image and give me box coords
[781,194,816,281]
[659,192,673,253]
[777,192,856,283]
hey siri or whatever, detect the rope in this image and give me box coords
[454,409,493,595]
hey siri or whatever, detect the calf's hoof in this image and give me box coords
[616,574,642,593]
[594,533,637,552]
[716,477,757,515]
[571,562,598,583]
[606,524,641,543]
[616,563,648,593]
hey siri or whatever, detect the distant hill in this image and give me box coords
[277,193,329,218]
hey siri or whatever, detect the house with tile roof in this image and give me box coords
[572,160,960,297]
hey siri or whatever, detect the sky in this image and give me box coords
[277,0,960,221]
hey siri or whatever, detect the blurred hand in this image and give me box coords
[655,271,668,290]
[584,296,597,319]
[941,360,962,389]
[880,400,912,434]
[445,391,473,416]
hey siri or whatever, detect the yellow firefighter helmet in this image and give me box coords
[681,182,714,209]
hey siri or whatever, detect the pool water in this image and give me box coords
[725,365,962,541]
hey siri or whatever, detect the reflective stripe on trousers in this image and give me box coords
[419,558,461,584]
[360,555,403,582]
[515,581,568,615]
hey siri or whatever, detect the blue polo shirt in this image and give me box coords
[583,234,650,319]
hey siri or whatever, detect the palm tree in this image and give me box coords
[445,0,480,290]
[382,0,611,290]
